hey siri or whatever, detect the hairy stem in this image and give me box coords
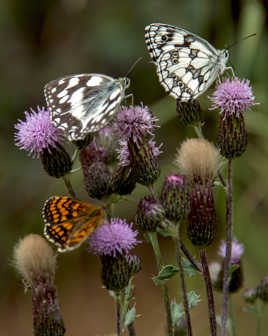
[175,226,193,336]
[180,240,202,273]
[148,232,173,336]
[257,300,264,336]
[116,294,123,336]
[127,323,136,336]
[200,249,217,336]
[221,159,233,336]
[193,122,204,138]
[229,297,236,336]
[62,175,76,198]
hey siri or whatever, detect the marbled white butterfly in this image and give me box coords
[145,23,230,102]
[44,74,130,141]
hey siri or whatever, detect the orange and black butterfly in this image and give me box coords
[42,196,105,252]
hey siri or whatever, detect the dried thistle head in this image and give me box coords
[13,234,56,286]
[175,138,220,185]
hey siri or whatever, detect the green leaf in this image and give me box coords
[187,291,201,309]
[229,264,239,276]
[152,265,179,285]
[244,306,258,313]
[183,258,198,277]
[170,301,184,325]
[157,227,174,237]
[124,307,136,326]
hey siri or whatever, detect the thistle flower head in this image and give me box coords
[116,105,158,141]
[14,106,62,158]
[135,196,165,232]
[244,287,258,303]
[13,234,56,285]
[89,218,140,256]
[187,184,217,247]
[175,138,220,184]
[160,174,189,222]
[218,239,244,263]
[210,77,256,117]
[176,100,201,126]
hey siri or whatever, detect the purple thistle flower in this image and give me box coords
[117,139,130,166]
[210,77,256,117]
[116,105,159,141]
[218,239,244,263]
[89,218,140,256]
[14,106,62,158]
[117,138,162,168]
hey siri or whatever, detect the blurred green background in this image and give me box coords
[2,0,268,334]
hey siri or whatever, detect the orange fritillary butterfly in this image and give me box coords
[42,196,105,252]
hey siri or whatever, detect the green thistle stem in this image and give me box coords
[180,240,202,273]
[115,293,123,336]
[147,232,173,336]
[200,249,217,336]
[174,225,193,336]
[229,297,236,336]
[62,175,76,198]
[71,148,79,163]
[257,300,264,336]
[127,323,136,336]
[221,159,233,336]
[193,122,204,138]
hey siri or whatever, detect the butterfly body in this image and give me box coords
[43,196,105,252]
[145,23,229,101]
[44,74,129,141]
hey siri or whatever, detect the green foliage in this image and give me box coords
[153,264,179,285]
[124,307,136,327]
[182,258,198,277]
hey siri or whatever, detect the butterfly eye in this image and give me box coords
[125,78,131,88]
[224,50,229,58]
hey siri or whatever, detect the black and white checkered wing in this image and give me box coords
[44,74,128,141]
[145,23,229,101]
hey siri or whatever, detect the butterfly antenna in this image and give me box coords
[125,57,143,77]
[226,33,256,50]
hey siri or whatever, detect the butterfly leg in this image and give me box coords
[124,93,134,105]
[225,66,236,77]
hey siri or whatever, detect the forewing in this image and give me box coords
[145,23,225,101]
[44,74,124,141]
[42,196,104,252]
[145,23,217,63]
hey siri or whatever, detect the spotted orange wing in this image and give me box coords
[42,196,105,252]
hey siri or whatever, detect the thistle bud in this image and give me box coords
[160,174,189,222]
[100,254,132,291]
[187,184,216,247]
[212,239,244,293]
[40,144,72,178]
[244,288,258,304]
[257,276,268,303]
[89,219,141,291]
[128,138,161,186]
[176,100,201,126]
[210,77,257,159]
[112,166,136,196]
[14,106,72,178]
[84,161,113,199]
[13,234,65,335]
[175,138,219,185]
[217,113,247,159]
[135,196,166,232]
[125,254,142,276]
